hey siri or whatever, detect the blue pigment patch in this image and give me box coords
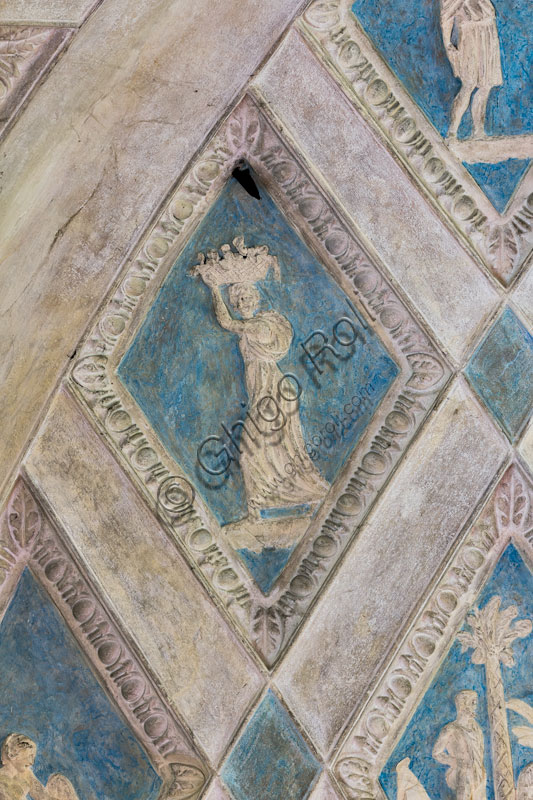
[380,544,533,800]
[259,505,310,520]
[465,307,533,440]
[118,170,398,527]
[0,569,161,800]
[351,0,533,207]
[221,691,320,800]
[464,159,531,213]
[237,547,294,594]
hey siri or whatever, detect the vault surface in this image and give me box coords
[0,1,531,799]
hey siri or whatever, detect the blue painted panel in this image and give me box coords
[221,690,320,800]
[380,544,533,800]
[466,307,533,441]
[119,171,398,527]
[237,547,295,594]
[0,569,161,800]
[464,158,531,213]
[351,0,533,208]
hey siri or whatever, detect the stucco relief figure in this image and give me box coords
[395,598,533,800]
[191,238,330,549]
[441,0,503,139]
[45,775,79,800]
[516,765,533,800]
[396,759,432,800]
[0,734,47,800]
[194,239,329,516]
[433,690,487,800]
[507,699,533,800]
[0,735,78,800]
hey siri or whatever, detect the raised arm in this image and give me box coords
[440,0,462,49]
[211,286,244,333]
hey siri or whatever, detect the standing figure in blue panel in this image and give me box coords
[192,237,329,525]
[433,691,487,800]
[441,0,503,139]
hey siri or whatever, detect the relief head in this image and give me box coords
[228,282,260,319]
[1,734,37,772]
[454,689,478,720]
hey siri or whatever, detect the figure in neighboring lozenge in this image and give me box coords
[0,734,47,800]
[46,774,80,800]
[506,698,533,800]
[433,690,487,800]
[0,735,79,800]
[440,0,503,139]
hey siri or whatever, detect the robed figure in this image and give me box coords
[433,691,487,800]
[205,279,328,517]
[441,0,502,138]
[192,237,329,525]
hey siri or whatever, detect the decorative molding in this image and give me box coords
[299,2,533,285]
[0,25,73,139]
[333,462,533,800]
[0,478,208,800]
[0,480,41,620]
[68,92,451,667]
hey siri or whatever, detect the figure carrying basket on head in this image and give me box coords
[190,237,329,530]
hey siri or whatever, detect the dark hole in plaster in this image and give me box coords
[232,162,261,200]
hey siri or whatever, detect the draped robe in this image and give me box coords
[441,0,502,88]
[237,310,329,514]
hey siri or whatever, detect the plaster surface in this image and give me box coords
[308,773,344,800]
[0,2,532,799]
[513,268,533,329]
[203,779,231,800]
[275,379,508,757]
[519,418,533,473]
[254,30,501,365]
[0,0,97,24]
[24,388,264,766]
[0,0,306,504]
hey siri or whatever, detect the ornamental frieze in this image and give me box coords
[69,93,450,666]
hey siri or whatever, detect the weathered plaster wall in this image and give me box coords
[0,1,532,799]
[0,0,306,504]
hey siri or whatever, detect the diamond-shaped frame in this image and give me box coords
[465,306,533,443]
[300,1,533,286]
[0,479,208,800]
[333,462,533,800]
[68,93,450,666]
[221,690,321,800]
